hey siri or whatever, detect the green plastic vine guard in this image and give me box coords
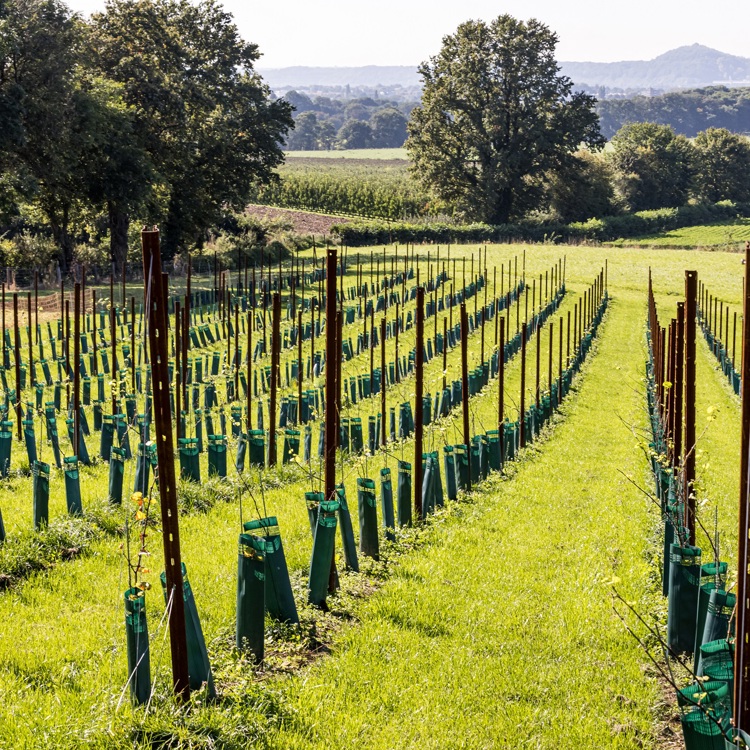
[178,437,201,482]
[304,491,323,536]
[694,562,729,671]
[357,477,379,559]
[336,484,359,572]
[700,639,734,689]
[443,446,458,501]
[236,433,247,473]
[668,544,702,654]
[282,428,300,465]
[244,517,298,623]
[697,591,736,676]
[248,429,265,467]
[108,446,126,505]
[32,460,50,529]
[679,683,730,750]
[134,443,154,496]
[380,467,395,542]
[64,456,82,516]
[487,430,502,472]
[160,563,215,699]
[308,499,339,606]
[397,460,412,527]
[124,588,152,706]
[207,434,227,478]
[100,415,115,460]
[421,453,436,516]
[0,420,11,478]
[236,533,266,661]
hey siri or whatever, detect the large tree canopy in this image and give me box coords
[89,0,293,261]
[607,122,694,211]
[406,15,604,225]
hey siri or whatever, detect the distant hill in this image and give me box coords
[261,45,750,93]
[560,45,750,89]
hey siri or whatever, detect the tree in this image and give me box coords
[370,107,408,148]
[285,111,320,150]
[406,15,603,225]
[692,127,750,203]
[336,119,372,150]
[90,0,293,261]
[0,0,88,269]
[608,122,694,211]
[546,150,618,222]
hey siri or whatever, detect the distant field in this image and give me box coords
[608,217,750,248]
[286,148,408,160]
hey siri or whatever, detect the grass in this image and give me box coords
[607,218,750,249]
[0,242,744,748]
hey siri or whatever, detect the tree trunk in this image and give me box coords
[49,203,74,275]
[108,203,130,277]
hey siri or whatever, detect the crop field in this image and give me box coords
[250,155,435,221]
[0,241,745,749]
[285,148,409,160]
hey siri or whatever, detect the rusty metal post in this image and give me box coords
[684,271,697,546]
[130,296,136,389]
[251,310,255,432]
[520,323,527,450]
[92,290,98,375]
[175,300,181,439]
[297,309,303,423]
[34,271,38,344]
[548,321,553,397]
[460,302,471,491]
[414,287,424,520]
[73,283,80,453]
[140,228,190,701]
[325,248,338,503]
[13,293,21,439]
[380,317,386,447]
[735,242,750,728]
[110,305,117,414]
[673,304,685,468]
[535,318,541,409]
[26,292,33,386]
[498,317,505,460]
[394,302,400,383]
[268,292,281,466]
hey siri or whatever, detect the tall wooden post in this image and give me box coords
[73,283,80,455]
[684,272,697,545]
[13,294,21,440]
[140,228,190,700]
[269,293,280,465]
[736,242,750,729]
[460,302,471,491]
[414,287,424,521]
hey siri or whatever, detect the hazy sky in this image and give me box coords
[66,0,749,68]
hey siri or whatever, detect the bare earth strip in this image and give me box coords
[245,204,350,234]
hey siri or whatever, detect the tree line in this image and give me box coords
[597,86,750,139]
[281,91,411,151]
[0,0,292,274]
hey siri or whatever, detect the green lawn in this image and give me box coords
[608,218,750,249]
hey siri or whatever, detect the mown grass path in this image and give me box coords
[266,290,660,750]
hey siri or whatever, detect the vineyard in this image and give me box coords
[0,240,747,749]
